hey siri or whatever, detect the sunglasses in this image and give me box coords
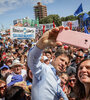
[76,55,83,58]
[0,85,6,90]
[69,79,76,83]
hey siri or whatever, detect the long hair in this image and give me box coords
[5,86,25,100]
[74,58,90,99]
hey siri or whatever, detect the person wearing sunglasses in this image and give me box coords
[67,73,77,100]
[0,79,7,100]
[71,49,84,68]
[67,49,84,78]
[75,49,84,64]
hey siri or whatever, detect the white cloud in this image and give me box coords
[0,0,21,14]
[0,0,54,14]
[0,0,29,14]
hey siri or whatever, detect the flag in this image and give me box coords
[53,21,55,28]
[23,19,27,25]
[35,17,39,27]
[36,17,39,27]
[43,25,45,34]
[27,19,31,26]
[84,26,90,34]
[74,3,83,16]
[31,20,35,27]
[83,13,89,21]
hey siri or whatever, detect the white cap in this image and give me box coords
[43,56,48,61]
[10,60,23,68]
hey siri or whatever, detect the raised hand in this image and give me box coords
[36,26,68,49]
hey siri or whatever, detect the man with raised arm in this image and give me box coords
[28,26,70,100]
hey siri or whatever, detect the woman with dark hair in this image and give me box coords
[75,58,90,100]
[5,86,30,100]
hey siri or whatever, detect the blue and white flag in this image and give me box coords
[74,3,83,16]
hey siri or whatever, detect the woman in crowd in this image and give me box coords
[5,86,28,100]
[75,58,90,100]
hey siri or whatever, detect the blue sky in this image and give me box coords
[0,0,90,30]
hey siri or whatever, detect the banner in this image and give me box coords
[10,26,36,39]
[39,23,53,30]
[62,20,79,29]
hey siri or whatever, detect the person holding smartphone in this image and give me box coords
[28,26,71,100]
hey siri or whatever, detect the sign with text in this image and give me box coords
[39,23,54,30]
[62,20,79,28]
[10,26,36,39]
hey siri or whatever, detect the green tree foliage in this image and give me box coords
[61,15,78,21]
[39,11,90,26]
[40,14,78,26]
[39,14,61,26]
[88,11,90,15]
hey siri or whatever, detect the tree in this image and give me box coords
[60,17,66,21]
[39,14,62,26]
[61,15,78,21]
[88,11,90,15]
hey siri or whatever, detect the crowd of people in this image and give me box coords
[0,26,90,100]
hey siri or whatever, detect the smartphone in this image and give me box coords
[56,30,90,49]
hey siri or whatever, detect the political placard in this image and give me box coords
[10,26,36,39]
[62,20,79,29]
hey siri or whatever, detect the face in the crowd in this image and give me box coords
[6,62,12,66]
[78,60,90,84]
[20,44,25,49]
[53,54,69,73]
[44,59,50,65]
[1,68,10,77]
[40,56,44,63]
[0,82,6,97]
[13,65,22,75]
[60,73,68,85]
[68,75,76,87]
[45,53,52,60]
[76,51,84,64]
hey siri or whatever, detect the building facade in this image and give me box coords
[34,2,47,21]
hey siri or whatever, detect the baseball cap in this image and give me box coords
[7,75,23,87]
[20,43,25,46]
[43,56,48,61]
[0,65,9,70]
[9,60,23,68]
